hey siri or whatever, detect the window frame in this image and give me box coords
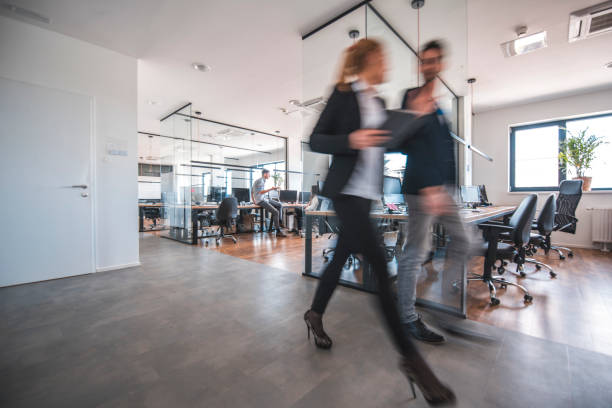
[509,112,612,192]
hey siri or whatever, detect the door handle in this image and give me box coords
[70,184,88,189]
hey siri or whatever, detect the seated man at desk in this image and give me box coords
[252,169,287,237]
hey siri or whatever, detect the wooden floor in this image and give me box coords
[179,229,612,356]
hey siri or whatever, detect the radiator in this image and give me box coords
[590,208,612,251]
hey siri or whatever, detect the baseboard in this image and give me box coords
[96,261,141,273]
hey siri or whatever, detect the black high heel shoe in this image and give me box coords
[304,310,332,349]
[400,357,456,406]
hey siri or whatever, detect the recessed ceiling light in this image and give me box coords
[500,29,548,57]
[275,130,280,134]
[605,61,612,69]
[146,99,160,106]
[192,63,211,72]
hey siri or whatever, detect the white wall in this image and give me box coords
[472,88,612,249]
[0,16,139,271]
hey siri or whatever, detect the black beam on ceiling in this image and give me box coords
[138,131,272,155]
[302,0,371,40]
[160,102,192,122]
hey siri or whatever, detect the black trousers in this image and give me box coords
[310,194,419,357]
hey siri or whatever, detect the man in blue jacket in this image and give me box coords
[397,40,470,343]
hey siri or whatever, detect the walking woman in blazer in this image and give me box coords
[303,39,455,406]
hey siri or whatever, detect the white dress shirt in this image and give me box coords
[341,80,387,201]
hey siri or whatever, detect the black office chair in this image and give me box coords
[196,210,216,246]
[143,207,161,229]
[525,194,557,277]
[214,197,238,245]
[550,179,583,259]
[468,194,537,306]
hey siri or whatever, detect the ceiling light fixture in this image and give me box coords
[500,27,548,57]
[192,63,211,72]
[605,61,612,69]
[411,0,425,10]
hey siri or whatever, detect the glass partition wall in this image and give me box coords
[302,1,468,316]
[156,103,287,243]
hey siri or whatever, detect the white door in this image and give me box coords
[0,77,93,287]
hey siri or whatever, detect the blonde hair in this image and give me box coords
[336,38,383,91]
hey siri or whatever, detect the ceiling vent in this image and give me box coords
[280,97,327,115]
[569,1,612,42]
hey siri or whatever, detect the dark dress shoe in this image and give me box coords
[404,316,446,344]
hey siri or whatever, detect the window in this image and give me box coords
[510,113,612,191]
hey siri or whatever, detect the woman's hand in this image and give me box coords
[349,129,390,150]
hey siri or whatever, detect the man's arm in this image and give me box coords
[260,187,279,195]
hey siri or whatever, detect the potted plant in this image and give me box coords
[272,172,284,188]
[559,126,607,192]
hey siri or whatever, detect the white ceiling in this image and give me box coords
[2,0,611,127]
[466,0,612,112]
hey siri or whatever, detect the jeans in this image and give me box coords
[397,193,470,323]
[310,194,420,357]
[257,199,283,231]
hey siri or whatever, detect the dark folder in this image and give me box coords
[380,109,430,149]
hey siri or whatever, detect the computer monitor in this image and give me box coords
[299,191,311,203]
[383,194,405,205]
[279,190,298,203]
[383,176,402,194]
[232,187,251,203]
[460,185,481,205]
[209,186,225,203]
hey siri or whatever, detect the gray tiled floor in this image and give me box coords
[1,234,611,407]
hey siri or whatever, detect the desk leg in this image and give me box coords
[305,214,312,275]
[260,208,265,232]
[139,207,144,232]
[191,209,198,245]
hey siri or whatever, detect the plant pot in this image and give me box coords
[574,176,592,192]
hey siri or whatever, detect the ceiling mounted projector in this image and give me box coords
[500,27,548,57]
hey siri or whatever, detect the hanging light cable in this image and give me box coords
[417,7,420,87]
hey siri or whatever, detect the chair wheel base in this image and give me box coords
[568,252,574,258]
[549,271,557,278]
[490,298,500,306]
[535,264,541,270]
[560,255,566,260]
[524,294,533,303]
[519,271,526,277]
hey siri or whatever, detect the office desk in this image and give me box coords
[189,202,307,245]
[138,203,164,232]
[303,205,515,317]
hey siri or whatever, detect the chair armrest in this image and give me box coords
[477,223,514,232]
[483,219,507,226]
